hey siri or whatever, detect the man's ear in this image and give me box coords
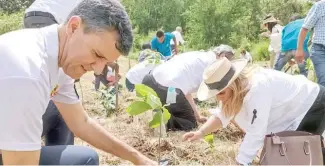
[66,16,83,36]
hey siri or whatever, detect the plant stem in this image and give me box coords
[158,109,162,162]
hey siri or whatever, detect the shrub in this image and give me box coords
[251,40,270,61]
[0,11,23,35]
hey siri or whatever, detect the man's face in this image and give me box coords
[61,16,121,79]
[158,36,165,43]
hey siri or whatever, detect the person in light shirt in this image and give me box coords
[183,57,325,165]
[262,14,283,68]
[125,51,164,92]
[170,26,185,51]
[24,0,82,27]
[0,0,156,165]
[142,44,235,131]
[240,49,252,63]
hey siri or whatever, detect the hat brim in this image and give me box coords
[263,19,279,25]
[197,59,248,101]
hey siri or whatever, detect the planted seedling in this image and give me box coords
[126,84,171,162]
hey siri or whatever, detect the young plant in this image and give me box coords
[99,84,123,117]
[126,84,171,161]
[204,134,215,149]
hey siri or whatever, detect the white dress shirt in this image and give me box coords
[211,69,319,164]
[0,24,79,151]
[126,60,162,85]
[153,51,216,95]
[25,0,82,23]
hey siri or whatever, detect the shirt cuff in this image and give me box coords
[302,24,313,30]
[236,152,253,165]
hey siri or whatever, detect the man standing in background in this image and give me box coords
[297,0,325,86]
[151,30,178,60]
[275,14,310,76]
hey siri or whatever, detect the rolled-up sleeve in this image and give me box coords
[0,78,48,151]
[303,3,320,30]
[211,107,232,128]
[236,80,272,164]
[52,70,79,104]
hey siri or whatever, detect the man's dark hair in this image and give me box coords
[141,43,151,50]
[289,13,303,22]
[156,30,165,38]
[66,0,133,56]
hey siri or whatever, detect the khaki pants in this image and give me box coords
[269,51,279,68]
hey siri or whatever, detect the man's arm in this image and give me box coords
[296,28,309,63]
[54,102,156,165]
[185,94,206,123]
[151,40,157,52]
[2,151,40,165]
[0,78,47,165]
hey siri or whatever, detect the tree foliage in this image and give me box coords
[122,0,311,50]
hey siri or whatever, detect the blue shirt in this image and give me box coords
[281,19,310,52]
[151,33,174,57]
[302,1,325,45]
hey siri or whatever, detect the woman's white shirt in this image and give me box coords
[212,69,319,164]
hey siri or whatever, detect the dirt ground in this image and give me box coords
[75,56,246,165]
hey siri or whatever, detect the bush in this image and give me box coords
[251,40,270,61]
[0,11,23,35]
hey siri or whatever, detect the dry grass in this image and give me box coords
[75,57,246,165]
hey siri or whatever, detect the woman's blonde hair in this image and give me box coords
[221,64,261,118]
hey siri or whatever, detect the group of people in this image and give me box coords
[1,0,325,165]
[261,13,311,76]
[125,1,325,165]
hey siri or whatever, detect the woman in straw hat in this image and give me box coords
[262,14,283,68]
[183,57,325,165]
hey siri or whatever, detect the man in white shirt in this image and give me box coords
[170,26,185,51]
[24,0,82,28]
[142,45,235,131]
[23,0,83,149]
[126,52,164,92]
[0,0,155,165]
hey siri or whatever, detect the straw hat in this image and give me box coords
[263,15,279,24]
[197,57,248,101]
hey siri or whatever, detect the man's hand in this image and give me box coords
[55,102,157,165]
[295,49,305,64]
[174,46,179,55]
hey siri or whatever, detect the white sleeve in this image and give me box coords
[52,70,80,104]
[211,106,232,128]
[178,33,185,45]
[236,79,272,164]
[0,78,48,151]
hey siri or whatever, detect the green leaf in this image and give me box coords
[149,110,162,128]
[204,134,214,147]
[126,101,152,116]
[135,84,158,98]
[146,93,162,109]
[162,107,171,123]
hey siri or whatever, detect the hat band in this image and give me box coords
[205,66,235,91]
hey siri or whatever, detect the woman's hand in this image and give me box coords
[182,131,203,142]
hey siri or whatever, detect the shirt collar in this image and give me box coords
[40,24,60,90]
